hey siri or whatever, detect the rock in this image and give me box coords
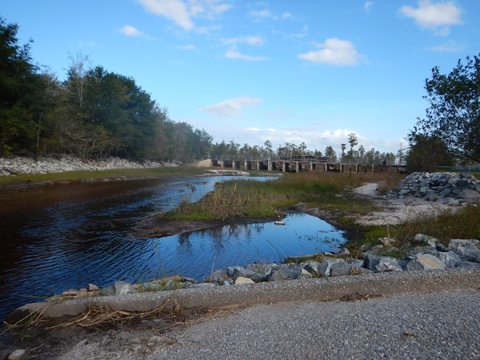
[228,266,267,282]
[375,257,403,272]
[318,258,341,277]
[300,268,314,278]
[437,251,461,268]
[448,239,480,262]
[209,269,231,284]
[8,349,26,360]
[337,247,350,255]
[379,237,396,247]
[363,254,381,271]
[456,261,480,269]
[303,261,320,275]
[406,254,446,271]
[414,234,438,247]
[87,283,99,292]
[246,263,276,275]
[267,265,302,281]
[234,277,255,285]
[330,260,352,276]
[114,281,134,295]
[435,242,449,252]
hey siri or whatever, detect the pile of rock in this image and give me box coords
[391,172,480,204]
[55,237,480,298]
[0,155,180,176]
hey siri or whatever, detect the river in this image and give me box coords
[0,175,346,320]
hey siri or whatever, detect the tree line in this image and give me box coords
[210,137,398,165]
[0,18,212,162]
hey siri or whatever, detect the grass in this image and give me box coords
[0,166,206,186]
[161,171,404,223]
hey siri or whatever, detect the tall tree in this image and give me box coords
[409,54,480,162]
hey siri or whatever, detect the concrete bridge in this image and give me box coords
[210,155,406,174]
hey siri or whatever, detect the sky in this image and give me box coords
[2,0,480,154]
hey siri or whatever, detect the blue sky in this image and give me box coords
[2,0,479,154]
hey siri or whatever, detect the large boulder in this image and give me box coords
[330,260,353,276]
[267,264,302,281]
[227,266,268,282]
[406,254,446,271]
[448,239,480,262]
[375,257,403,272]
[437,251,461,268]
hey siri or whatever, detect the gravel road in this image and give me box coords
[57,289,480,360]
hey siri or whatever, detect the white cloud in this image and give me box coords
[225,47,268,62]
[428,42,463,52]
[222,36,265,46]
[201,97,263,117]
[298,38,361,66]
[138,0,231,31]
[364,1,374,12]
[249,9,292,21]
[176,44,197,50]
[400,0,462,34]
[118,25,145,37]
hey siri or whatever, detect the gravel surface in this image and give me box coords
[54,289,480,360]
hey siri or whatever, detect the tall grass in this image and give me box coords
[163,171,405,222]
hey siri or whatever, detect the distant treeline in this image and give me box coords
[0,18,212,162]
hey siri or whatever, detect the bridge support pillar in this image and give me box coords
[295,161,300,173]
[256,161,261,171]
[310,163,314,171]
[268,161,272,171]
[355,164,359,174]
[282,162,286,172]
[244,161,249,170]
[220,161,225,169]
[340,164,344,173]
[232,160,238,169]
[325,163,328,172]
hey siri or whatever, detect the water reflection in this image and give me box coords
[0,175,346,320]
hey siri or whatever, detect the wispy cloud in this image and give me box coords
[298,38,361,66]
[225,47,268,62]
[222,36,265,46]
[176,44,197,50]
[201,97,263,117]
[364,1,374,12]
[138,0,231,31]
[118,25,145,37]
[400,0,462,35]
[249,9,293,21]
[428,42,463,52]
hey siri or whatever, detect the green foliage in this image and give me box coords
[406,134,453,171]
[410,53,480,162]
[0,18,212,161]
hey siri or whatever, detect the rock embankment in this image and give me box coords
[46,237,480,302]
[390,172,480,204]
[0,156,179,176]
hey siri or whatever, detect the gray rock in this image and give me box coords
[379,237,396,247]
[303,261,321,275]
[406,254,446,271]
[330,260,352,276]
[456,261,480,269]
[227,266,267,282]
[318,258,344,277]
[267,265,302,281]
[87,283,99,292]
[375,257,403,272]
[235,277,255,285]
[414,234,438,247]
[363,254,381,271]
[459,188,480,201]
[114,281,133,295]
[246,263,276,275]
[435,242,449,252]
[437,251,461,268]
[209,269,230,284]
[448,239,480,262]
[8,349,26,360]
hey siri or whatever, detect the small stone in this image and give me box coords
[114,281,133,295]
[8,349,26,360]
[234,277,255,285]
[375,257,403,272]
[379,237,396,247]
[87,284,99,292]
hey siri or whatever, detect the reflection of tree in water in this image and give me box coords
[176,232,193,257]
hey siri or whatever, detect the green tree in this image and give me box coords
[347,132,358,158]
[324,145,336,162]
[410,54,480,162]
[406,134,453,172]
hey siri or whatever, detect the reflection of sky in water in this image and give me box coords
[139,213,345,282]
[0,175,345,320]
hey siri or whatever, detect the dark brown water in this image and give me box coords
[0,175,345,320]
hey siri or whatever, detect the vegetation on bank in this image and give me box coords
[160,171,402,222]
[0,166,206,186]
